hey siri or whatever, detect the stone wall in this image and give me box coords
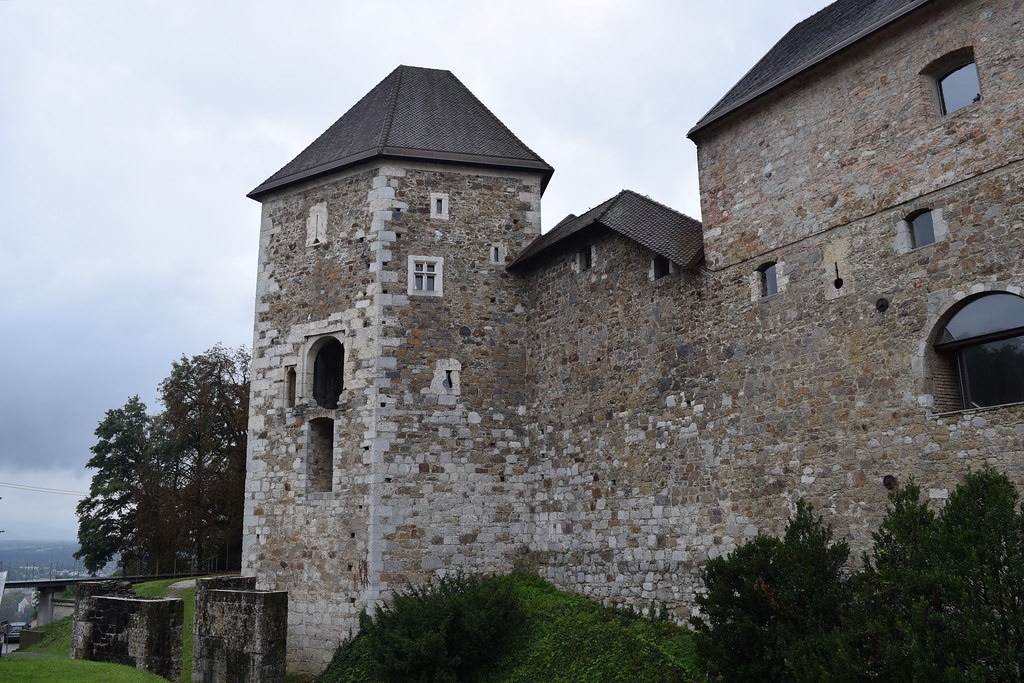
[518,0,1024,614]
[693,0,1024,270]
[192,576,288,683]
[71,580,183,682]
[243,0,1024,671]
[243,159,544,672]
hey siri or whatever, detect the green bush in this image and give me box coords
[320,573,698,683]
[690,499,850,682]
[852,468,1024,681]
[692,468,1024,682]
[323,573,522,682]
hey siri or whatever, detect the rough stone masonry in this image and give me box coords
[241,0,1024,672]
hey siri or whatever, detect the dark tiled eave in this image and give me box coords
[508,190,704,272]
[248,65,554,201]
[688,0,929,139]
[248,148,554,200]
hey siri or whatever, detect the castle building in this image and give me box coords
[243,0,1024,672]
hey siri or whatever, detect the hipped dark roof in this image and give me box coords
[249,66,553,199]
[688,0,928,137]
[508,190,704,271]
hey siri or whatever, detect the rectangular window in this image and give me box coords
[408,256,444,297]
[414,261,436,291]
[429,192,449,220]
[652,255,672,280]
[910,210,935,248]
[578,245,593,272]
[760,263,778,297]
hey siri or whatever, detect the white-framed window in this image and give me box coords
[896,207,949,253]
[490,244,506,265]
[408,255,444,297]
[430,192,449,220]
[651,254,673,280]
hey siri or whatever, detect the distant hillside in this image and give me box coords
[0,540,87,581]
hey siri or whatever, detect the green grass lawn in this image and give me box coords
[12,577,199,682]
[0,656,169,682]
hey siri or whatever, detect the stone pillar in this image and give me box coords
[192,576,288,683]
[71,580,183,682]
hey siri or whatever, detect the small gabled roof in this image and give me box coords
[688,0,928,138]
[508,190,704,272]
[249,65,553,199]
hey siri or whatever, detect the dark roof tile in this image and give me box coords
[689,0,927,137]
[508,190,703,271]
[250,66,553,199]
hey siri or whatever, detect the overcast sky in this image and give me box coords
[0,0,826,545]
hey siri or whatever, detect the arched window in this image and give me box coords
[933,293,1024,410]
[937,61,980,115]
[312,338,344,409]
[921,48,980,116]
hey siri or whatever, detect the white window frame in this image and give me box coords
[490,244,506,265]
[430,192,449,220]
[650,254,674,281]
[408,255,444,297]
[895,207,949,254]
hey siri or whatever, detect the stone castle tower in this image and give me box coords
[244,0,1024,673]
[243,66,553,669]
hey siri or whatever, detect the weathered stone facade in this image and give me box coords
[192,576,288,683]
[243,1,1024,673]
[244,159,544,670]
[71,580,183,682]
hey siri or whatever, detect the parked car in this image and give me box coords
[7,622,26,643]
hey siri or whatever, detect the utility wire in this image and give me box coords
[0,481,87,496]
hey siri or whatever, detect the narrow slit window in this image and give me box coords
[430,193,449,219]
[286,367,296,408]
[759,263,778,297]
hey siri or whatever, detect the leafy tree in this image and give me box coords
[75,396,151,574]
[933,468,1024,680]
[157,344,249,570]
[854,469,1024,681]
[76,345,249,575]
[690,500,850,682]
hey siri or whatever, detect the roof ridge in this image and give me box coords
[689,0,928,137]
[444,70,549,164]
[249,65,554,199]
[378,65,405,152]
[590,190,633,227]
[621,189,701,225]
